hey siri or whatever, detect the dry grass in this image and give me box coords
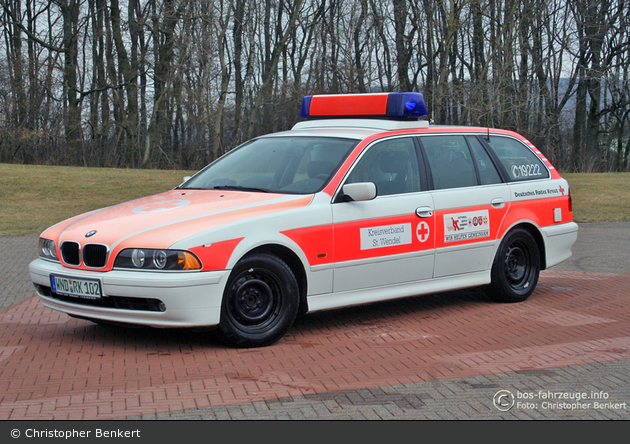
[563,172,630,223]
[0,164,195,236]
[1,164,627,236]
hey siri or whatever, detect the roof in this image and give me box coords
[292,119,430,132]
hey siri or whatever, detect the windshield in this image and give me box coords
[181,136,358,194]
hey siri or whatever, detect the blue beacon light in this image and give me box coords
[385,92,427,118]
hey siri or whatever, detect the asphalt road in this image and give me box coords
[546,222,630,275]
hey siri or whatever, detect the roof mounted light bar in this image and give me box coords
[300,92,427,121]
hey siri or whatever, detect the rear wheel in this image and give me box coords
[219,253,299,348]
[487,228,540,303]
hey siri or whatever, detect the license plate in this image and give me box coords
[50,275,102,299]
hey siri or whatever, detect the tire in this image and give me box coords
[487,228,540,303]
[219,253,299,348]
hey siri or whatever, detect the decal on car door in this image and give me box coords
[443,209,490,243]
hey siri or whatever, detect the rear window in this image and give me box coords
[486,136,549,181]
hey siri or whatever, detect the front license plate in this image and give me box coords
[50,275,102,299]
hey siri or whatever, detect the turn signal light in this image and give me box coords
[178,251,202,270]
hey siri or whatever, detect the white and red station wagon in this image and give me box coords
[30,92,578,347]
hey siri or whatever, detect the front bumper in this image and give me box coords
[29,258,230,328]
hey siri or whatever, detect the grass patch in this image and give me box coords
[563,172,630,223]
[0,163,195,236]
[1,164,628,236]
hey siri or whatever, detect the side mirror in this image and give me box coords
[342,182,377,201]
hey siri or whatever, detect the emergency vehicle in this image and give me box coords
[29,92,578,348]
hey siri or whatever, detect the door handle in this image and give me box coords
[416,206,433,218]
[491,198,505,208]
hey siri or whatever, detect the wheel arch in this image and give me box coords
[500,222,547,271]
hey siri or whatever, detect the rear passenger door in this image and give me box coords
[419,134,511,278]
[332,136,435,292]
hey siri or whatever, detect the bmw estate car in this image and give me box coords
[30,92,578,347]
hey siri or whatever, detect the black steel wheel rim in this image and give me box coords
[227,269,282,330]
[504,240,532,289]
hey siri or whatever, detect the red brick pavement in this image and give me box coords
[1,269,629,420]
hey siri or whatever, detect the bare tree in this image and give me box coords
[0,0,628,172]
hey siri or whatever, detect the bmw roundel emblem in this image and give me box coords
[85,230,97,238]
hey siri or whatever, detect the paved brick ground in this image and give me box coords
[0,235,38,311]
[1,226,629,420]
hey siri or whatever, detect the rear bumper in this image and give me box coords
[29,258,230,328]
[541,222,579,269]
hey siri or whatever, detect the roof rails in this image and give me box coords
[292,119,429,131]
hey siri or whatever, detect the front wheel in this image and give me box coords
[487,228,540,303]
[219,253,299,348]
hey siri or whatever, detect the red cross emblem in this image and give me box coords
[559,185,565,195]
[416,221,430,243]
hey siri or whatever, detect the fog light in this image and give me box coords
[158,302,166,312]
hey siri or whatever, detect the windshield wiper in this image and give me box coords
[212,185,271,193]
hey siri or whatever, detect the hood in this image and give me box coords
[43,189,313,268]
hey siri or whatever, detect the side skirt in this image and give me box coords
[306,270,491,312]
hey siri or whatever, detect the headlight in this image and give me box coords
[39,238,59,261]
[114,249,201,270]
[131,249,146,268]
[153,250,168,269]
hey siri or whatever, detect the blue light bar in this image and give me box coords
[300,92,427,120]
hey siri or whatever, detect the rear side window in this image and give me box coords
[467,136,502,185]
[486,136,549,181]
[422,135,477,190]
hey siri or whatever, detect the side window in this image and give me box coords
[486,136,549,181]
[467,136,502,185]
[345,137,421,196]
[422,135,477,190]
